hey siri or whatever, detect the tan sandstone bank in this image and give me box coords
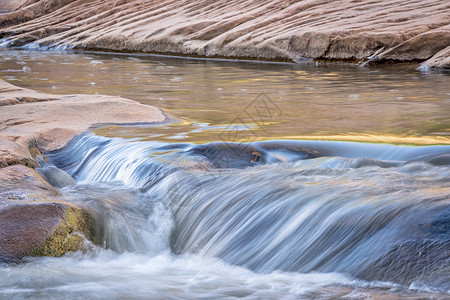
[0,0,449,68]
[0,78,165,260]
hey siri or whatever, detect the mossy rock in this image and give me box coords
[0,202,96,259]
[0,165,96,260]
[30,206,95,257]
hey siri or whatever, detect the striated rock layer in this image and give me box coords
[0,78,165,260]
[0,0,449,68]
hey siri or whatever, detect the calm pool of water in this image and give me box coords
[1,48,449,144]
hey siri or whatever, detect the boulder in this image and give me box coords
[0,165,94,261]
[421,46,450,70]
[189,142,264,169]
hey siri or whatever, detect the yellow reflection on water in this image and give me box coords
[1,49,449,145]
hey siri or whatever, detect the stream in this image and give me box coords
[0,48,449,299]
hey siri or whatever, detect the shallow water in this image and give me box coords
[1,48,450,299]
[0,48,449,144]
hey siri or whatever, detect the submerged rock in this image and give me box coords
[187,141,322,169]
[357,239,450,290]
[431,207,450,237]
[37,165,76,188]
[189,143,264,169]
[0,165,94,260]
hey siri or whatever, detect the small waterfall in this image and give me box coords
[61,183,173,254]
[45,133,450,291]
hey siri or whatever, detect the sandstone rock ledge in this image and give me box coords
[0,78,165,261]
[0,0,449,68]
[0,165,94,261]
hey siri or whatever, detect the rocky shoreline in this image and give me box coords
[0,0,449,68]
[0,78,165,260]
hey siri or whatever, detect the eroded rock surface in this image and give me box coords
[0,78,164,155]
[0,0,449,67]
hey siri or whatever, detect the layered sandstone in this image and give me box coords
[0,0,449,68]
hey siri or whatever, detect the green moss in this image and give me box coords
[30,207,96,257]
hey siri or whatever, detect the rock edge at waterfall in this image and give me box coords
[0,78,165,261]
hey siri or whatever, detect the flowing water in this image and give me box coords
[1,48,450,299]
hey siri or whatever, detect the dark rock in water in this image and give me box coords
[37,165,76,188]
[257,141,323,163]
[188,142,265,169]
[406,153,450,166]
[0,165,95,260]
[427,154,450,166]
[154,143,190,151]
[257,140,325,155]
[187,141,322,169]
[357,207,450,288]
[431,207,450,237]
[0,255,21,265]
[357,239,450,290]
